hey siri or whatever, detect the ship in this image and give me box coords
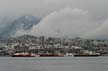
[11,52,37,57]
[64,53,74,57]
[73,50,100,57]
[74,53,100,57]
[38,53,64,57]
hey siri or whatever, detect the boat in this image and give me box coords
[64,53,74,57]
[74,54,100,57]
[74,50,100,57]
[38,53,64,57]
[11,52,37,57]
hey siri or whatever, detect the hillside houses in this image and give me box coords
[0,35,108,55]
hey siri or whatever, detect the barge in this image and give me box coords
[74,50,100,57]
[39,53,64,57]
[74,54,100,57]
[11,53,37,57]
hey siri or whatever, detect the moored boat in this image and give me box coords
[38,53,64,57]
[73,50,100,57]
[74,54,100,57]
[64,53,74,57]
[11,52,37,57]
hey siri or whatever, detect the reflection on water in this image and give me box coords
[0,57,108,71]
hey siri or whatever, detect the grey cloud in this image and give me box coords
[29,8,100,38]
[0,0,108,39]
[0,0,108,17]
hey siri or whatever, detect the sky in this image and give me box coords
[0,0,108,39]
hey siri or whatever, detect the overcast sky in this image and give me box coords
[0,0,108,18]
[1,0,108,39]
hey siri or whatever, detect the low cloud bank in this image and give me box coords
[29,8,101,38]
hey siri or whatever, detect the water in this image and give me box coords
[0,57,108,71]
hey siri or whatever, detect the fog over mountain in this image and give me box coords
[0,0,108,39]
[0,15,41,38]
[29,8,103,38]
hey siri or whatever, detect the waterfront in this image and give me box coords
[0,57,108,71]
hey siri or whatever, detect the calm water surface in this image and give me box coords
[0,57,108,71]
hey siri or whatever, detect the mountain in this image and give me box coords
[12,35,37,41]
[0,15,41,39]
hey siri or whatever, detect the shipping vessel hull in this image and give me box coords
[39,53,64,57]
[12,55,35,57]
[74,54,100,57]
